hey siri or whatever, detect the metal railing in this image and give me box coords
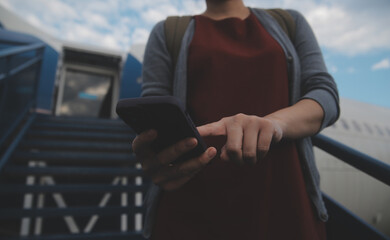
[312,134,390,240]
[313,134,390,186]
[0,42,45,148]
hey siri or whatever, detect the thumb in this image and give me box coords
[197,120,226,137]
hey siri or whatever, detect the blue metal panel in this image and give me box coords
[0,43,44,146]
[0,28,59,112]
[0,29,42,45]
[36,45,58,111]
[119,53,142,99]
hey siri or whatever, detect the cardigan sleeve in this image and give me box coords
[141,21,173,97]
[288,10,340,130]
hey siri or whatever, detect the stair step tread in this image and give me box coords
[36,114,128,126]
[20,139,132,152]
[3,166,143,176]
[26,129,135,141]
[0,205,145,218]
[0,232,145,240]
[31,121,133,133]
[13,151,135,162]
[0,184,147,193]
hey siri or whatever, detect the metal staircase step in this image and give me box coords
[35,114,128,127]
[19,139,132,152]
[26,129,135,142]
[31,121,133,133]
[3,166,143,177]
[0,232,145,240]
[0,184,147,194]
[12,151,136,165]
[0,115,148,239]
[0,205,145,218]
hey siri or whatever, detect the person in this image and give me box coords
[133,0,339,239]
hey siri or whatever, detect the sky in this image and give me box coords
[1,0,389,109]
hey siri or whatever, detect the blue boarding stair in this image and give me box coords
[0,114,147,240]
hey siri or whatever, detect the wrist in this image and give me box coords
[263,115,285,142]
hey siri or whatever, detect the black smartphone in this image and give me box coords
[116,96,207,161]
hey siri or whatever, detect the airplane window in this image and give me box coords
[340,118,349,130]
[386,127,390,137]
[364,123,373,134]
[352,120,362,132]
[375,125,384,136]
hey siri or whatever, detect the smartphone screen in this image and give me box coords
[116,96,207,161]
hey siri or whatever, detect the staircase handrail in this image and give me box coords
[0,114,36,173]
[0,42,45,58]
[312,134,390,187]
[0,42,45,149]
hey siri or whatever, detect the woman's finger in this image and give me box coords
[223,118,244,165]
[132,130,158,170]
[197,119,227,137]
[257,124,274,160]
[153,147,217,190]
[132,129,157,158]
[242,122,260,165]
[155,137,198,167]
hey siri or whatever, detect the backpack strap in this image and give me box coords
[164,9,296,71]
[265,8,296,42]
[164,16,192,71]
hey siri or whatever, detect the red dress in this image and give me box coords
[152,13,326,240]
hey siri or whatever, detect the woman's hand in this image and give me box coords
[197,99,325,165]
[132,130,217,191]
[197,113,284,165]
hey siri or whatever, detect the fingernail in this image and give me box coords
[147,129,156,137]
[186,138,197,147]
[208,148,217,158]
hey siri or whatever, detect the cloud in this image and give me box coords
[305,4,390,55]
[44,0,78,20]
[372,58,390,71]
[329,65,338,74]
[182,1,206,14]
[1,0,390,55]
[141,5,179,24]
[24,13,59,37]
[84,12,111,30]
[131,28,150,45]
[126,0,172,10]
[248,0,390,55]
[0,0,13,10]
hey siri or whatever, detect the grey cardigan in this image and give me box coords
[141,8,340,238]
